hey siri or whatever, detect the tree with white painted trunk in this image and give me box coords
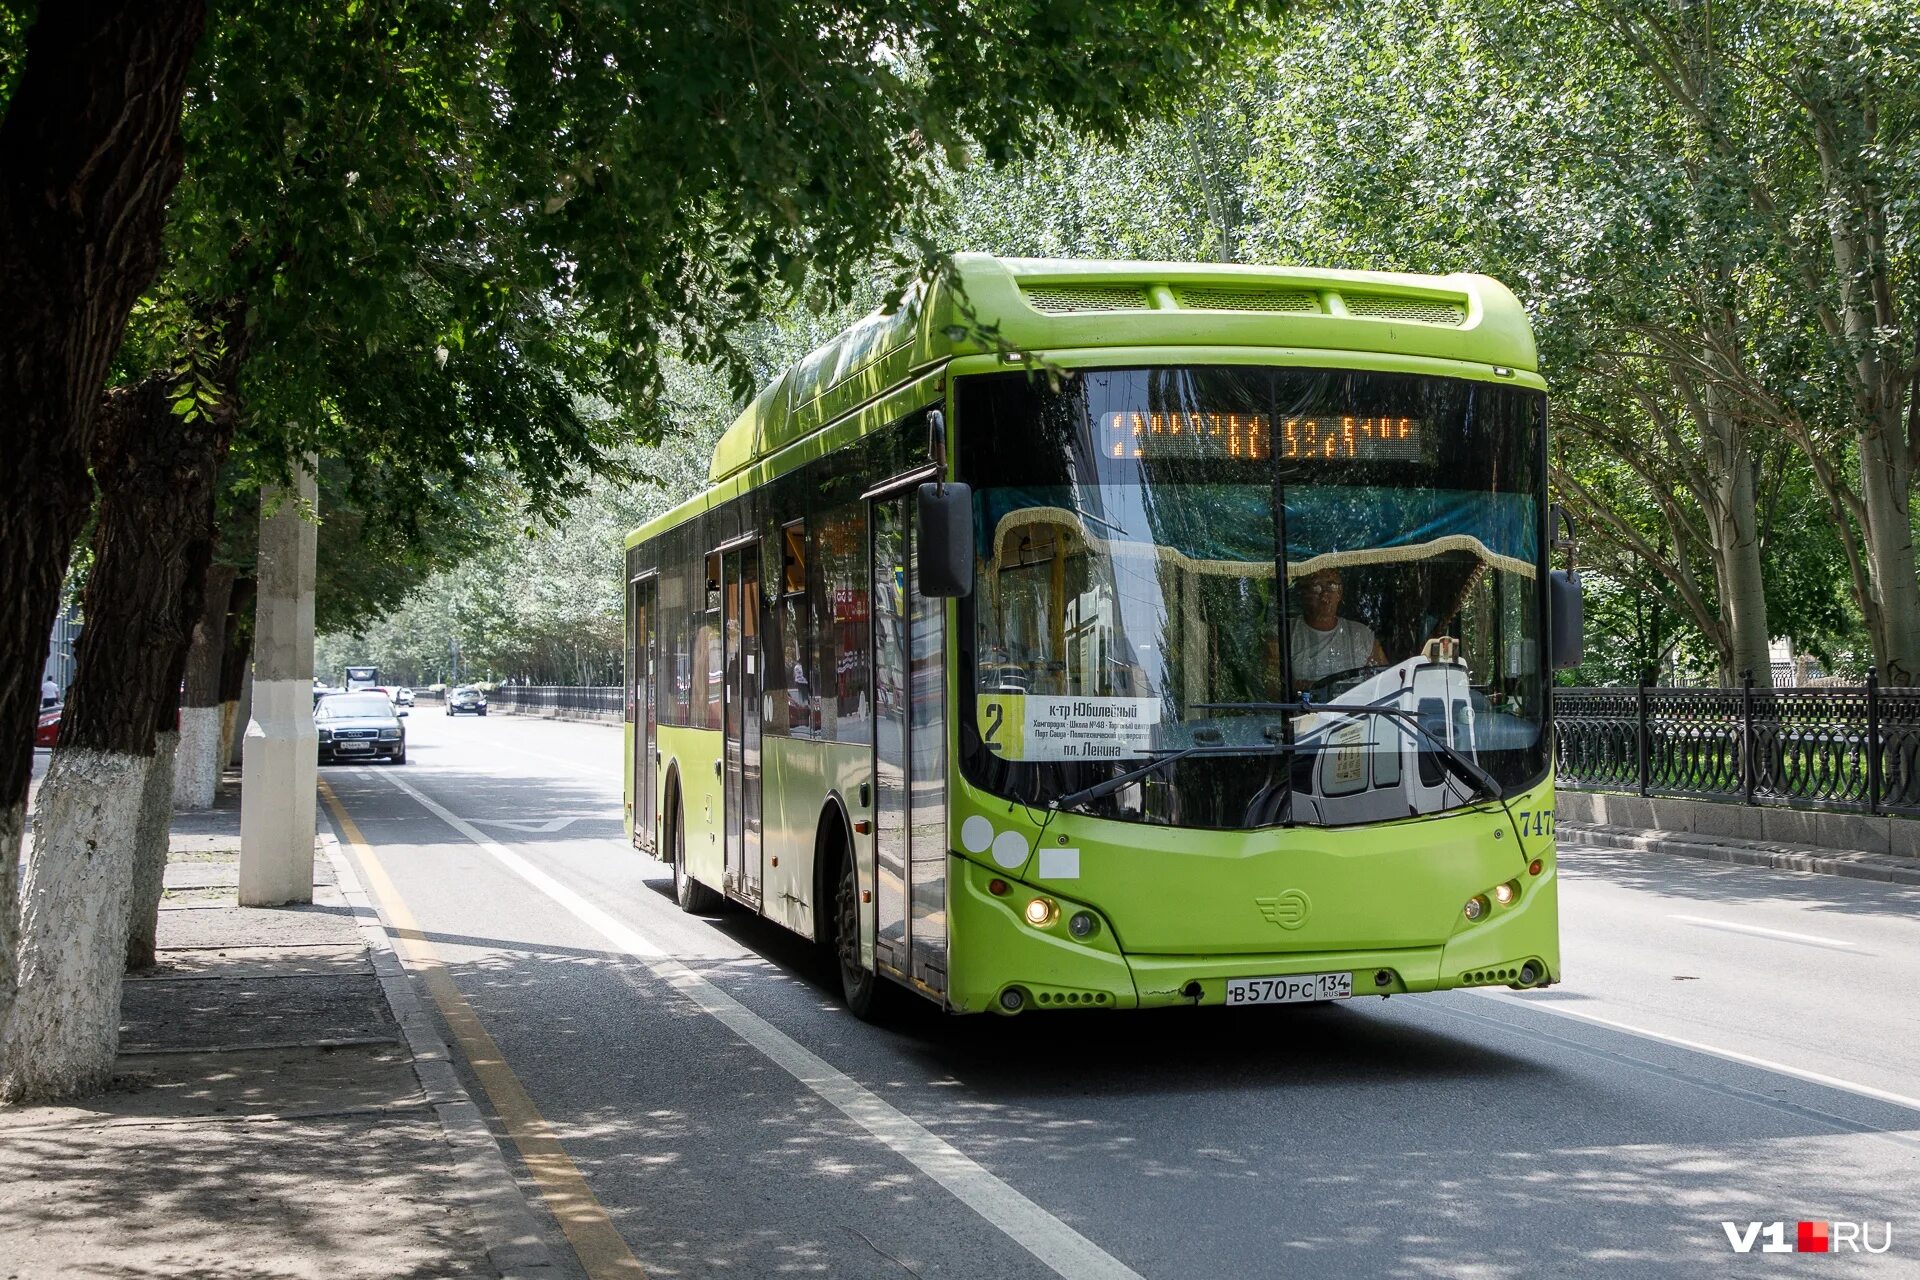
[0,0,208,1054]
[3,378,224,1101]
[174,563,238,810]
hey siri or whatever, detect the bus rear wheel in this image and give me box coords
[672,793,722,914]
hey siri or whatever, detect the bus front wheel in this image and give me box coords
[831,843,889,1021]
[672,793,722,914]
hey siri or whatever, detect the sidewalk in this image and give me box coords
[0,781,550,1279]
[1559,820,1920,885]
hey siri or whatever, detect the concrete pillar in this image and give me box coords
[240,461,318,905]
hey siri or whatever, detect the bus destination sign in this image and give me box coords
[1101,411,1427,462]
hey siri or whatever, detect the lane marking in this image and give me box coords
[1669,913,1861,952]
[1424,999,1920,1152]
[317,778,651,1280]
[364,765,1145,1280]
[1470,990,1920,1114]
[469,816,600,834]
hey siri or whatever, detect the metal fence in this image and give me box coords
[1554,675,1920,816]
[485,685,624,716]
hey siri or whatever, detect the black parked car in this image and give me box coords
[316,692,408,764]
[446,685,488,716]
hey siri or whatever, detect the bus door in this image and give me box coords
[870,489,948,999]
[721,544,763,907]
[630,575,658,854]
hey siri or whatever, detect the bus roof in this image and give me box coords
[628,254,1537,547]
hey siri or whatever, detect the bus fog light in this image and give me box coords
[1493,881,1516,906]
[999,987,1026,1012]
[1068,911,1097,939]
[1519,962,1540,986]
[1463,896,1488,922]
[1024,898,1057,927]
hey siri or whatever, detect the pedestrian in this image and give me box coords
[41,674,60,707]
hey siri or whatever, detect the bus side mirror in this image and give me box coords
[917,481,973,598]
[1550,569,1584,669]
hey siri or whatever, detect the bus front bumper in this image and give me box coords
[946,854,1559,1015]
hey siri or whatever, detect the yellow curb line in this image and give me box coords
[319,776,650,1280]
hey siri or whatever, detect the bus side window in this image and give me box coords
[778,519,810,737]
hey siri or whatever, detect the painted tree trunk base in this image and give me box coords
[126,730,180,972]
[2,749,151,1103]
[0,801,19,1038]
[172,705,222,810]
[218,698,242,774]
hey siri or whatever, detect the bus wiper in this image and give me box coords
[1306,698,1505,803]
[1192,698,1499,801]
[1049,745,1212,811]
[1051,738,1302,812]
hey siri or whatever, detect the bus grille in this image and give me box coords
[1343,294,1467,325]
[1170,286,1320,313]
[1022,285,1151,313]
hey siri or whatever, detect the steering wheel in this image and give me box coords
[1300,665,1390,704]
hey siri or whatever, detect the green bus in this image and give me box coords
[624,255,1579,1018]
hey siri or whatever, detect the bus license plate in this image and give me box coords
[1224,972,1352,1006]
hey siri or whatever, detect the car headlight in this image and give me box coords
[378,727,401,740]
[317,728,331,742]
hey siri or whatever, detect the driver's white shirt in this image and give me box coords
[1290,616,1377,684]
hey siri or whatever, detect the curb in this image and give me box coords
[319,832,562,1280]
[1559,822,1920,886]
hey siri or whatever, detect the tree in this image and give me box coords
[7,0,1284,1101]
[0,0,208,1055]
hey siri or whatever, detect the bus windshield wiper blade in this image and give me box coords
[1050,746,1210,811]
[1051,740,1302,812]
[1306,699,1505,802]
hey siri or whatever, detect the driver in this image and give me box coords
[1287,567,1385,688]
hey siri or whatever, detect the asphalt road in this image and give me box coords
[322,711,1920,1279]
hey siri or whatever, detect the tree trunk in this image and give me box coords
[124,728,180,972]
[1857,423,1920,685]
[174,563,237,808]
[0,0,209,1052]
[1,377,228,1102]
[1699,384,1772,690]
[218,576,257,769]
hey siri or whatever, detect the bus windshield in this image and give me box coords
[955,366,1548,829]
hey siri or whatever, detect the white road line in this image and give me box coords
[1472,991,1920,1114]
[363,767,1144,1280]
[1669,913,1859,951]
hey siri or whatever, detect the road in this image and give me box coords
[320,711,1920,1279]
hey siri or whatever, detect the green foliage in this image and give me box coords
[933,0,1909,684]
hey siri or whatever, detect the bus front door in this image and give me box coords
[630,575,657,854]
[871,492,948,1000]
[721,546,762,907]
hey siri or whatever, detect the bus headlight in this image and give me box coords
[1068,911,1097,939]
[1493,881,1517,906]
[1463,896,1488,922]
[1024,898,1057,928]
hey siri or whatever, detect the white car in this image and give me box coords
[394,687,414,707]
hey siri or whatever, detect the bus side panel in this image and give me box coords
[658,724,726,884]
[760,737,872,942]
